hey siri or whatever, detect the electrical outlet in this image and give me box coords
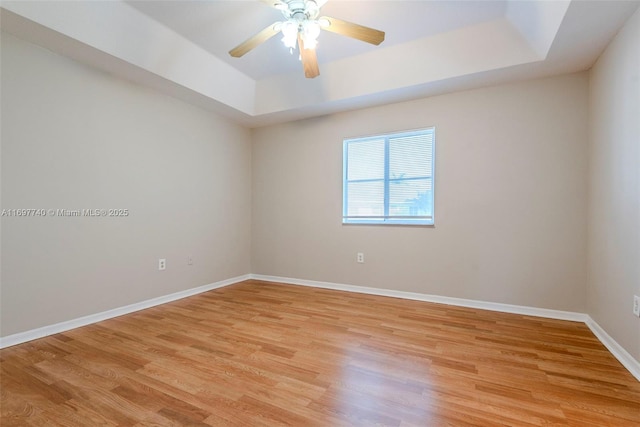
[188,256,193,266]
[357,252,364,263]
[633,295,640,317]
[158,258,166,271]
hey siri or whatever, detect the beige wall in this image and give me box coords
[587,8,640,362]
[252,73,589,312]
[0,33,252,336]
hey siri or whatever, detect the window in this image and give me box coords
[343,128,435,225]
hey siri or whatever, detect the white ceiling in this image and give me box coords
[1,1,639,127]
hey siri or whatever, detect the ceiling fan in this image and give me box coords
[229,0,385,79]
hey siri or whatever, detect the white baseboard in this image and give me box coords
[0,274,250,349]
[585,316,640,381]
[251,274,640,382]
[250,274,588,322]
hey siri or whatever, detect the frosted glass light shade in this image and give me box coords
[281,20,298,49]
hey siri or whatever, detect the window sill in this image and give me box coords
[342,219,434,227]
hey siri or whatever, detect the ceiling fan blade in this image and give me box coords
[229,23,281,57]
[298,34,320,79]
[319,16,385,45]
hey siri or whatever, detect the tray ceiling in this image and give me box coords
[1,1,638,127]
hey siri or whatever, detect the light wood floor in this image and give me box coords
[1,280,639,426]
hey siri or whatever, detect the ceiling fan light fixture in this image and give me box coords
[301,20,321,49]
[281,20,298,48]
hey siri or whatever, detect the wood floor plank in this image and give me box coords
[2,279,639,426]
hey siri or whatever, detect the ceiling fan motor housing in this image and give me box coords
[281,0,321,22]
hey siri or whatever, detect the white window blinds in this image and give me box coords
[343,128,435,225]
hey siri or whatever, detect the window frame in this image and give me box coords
[342,127,435,226]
